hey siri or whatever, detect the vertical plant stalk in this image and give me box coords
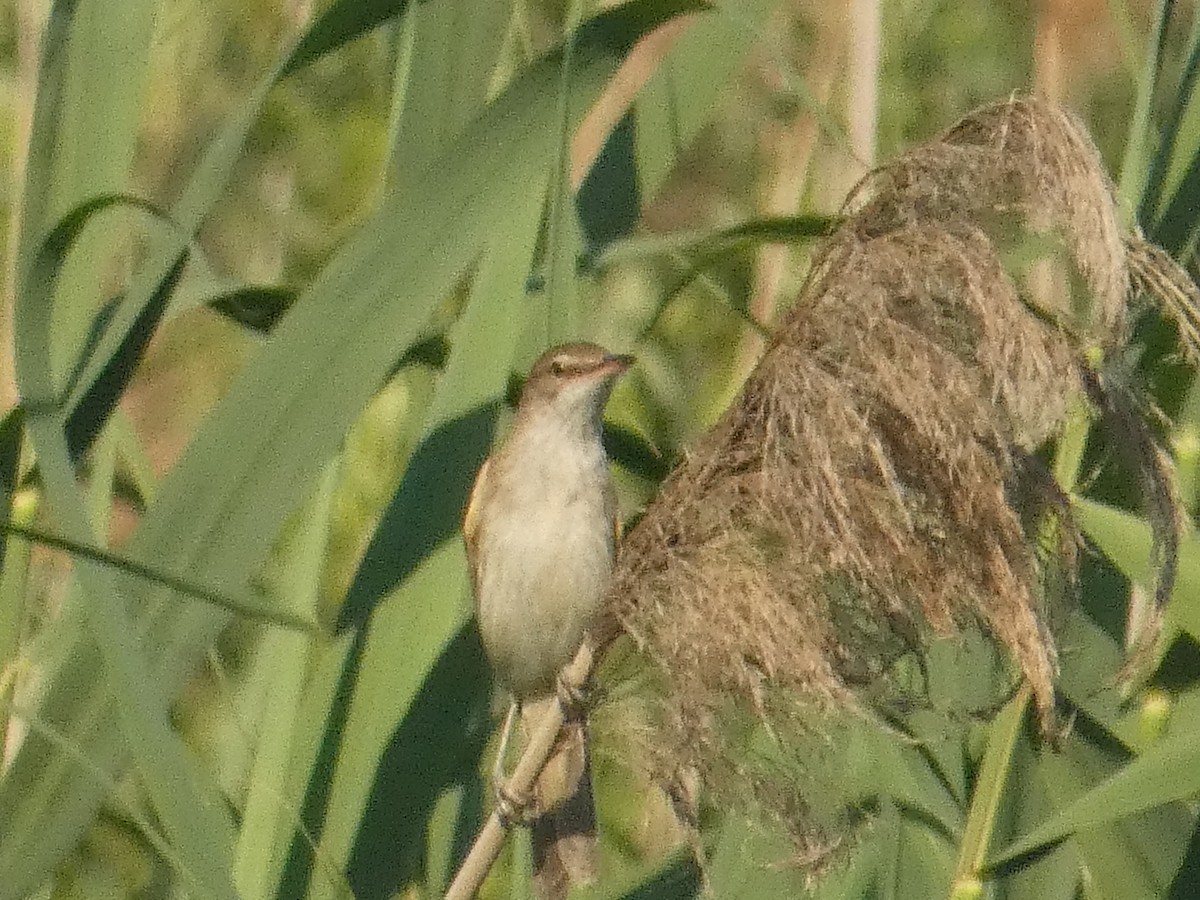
[949,684,1031,897]
[742,15,842,381]
[444,641,596,900]
[1118,0,1174,221]
[569,19,692,186]
[0,489,34,774]
[949,375,1094,895]
[845,0,879,172]
[1033,0,1065,101]
[0,400,29,771]
[543,0,586,345]
[0,0,44,408]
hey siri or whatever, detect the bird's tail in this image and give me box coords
[522,698,598,900]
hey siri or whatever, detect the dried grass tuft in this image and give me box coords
[608,96,1199,861]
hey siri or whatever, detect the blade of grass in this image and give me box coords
[543,0,587,344]
[988,728,1200,871]
[384,0,511,189]
[1073,497,1200,643]
[14,423,240,900]
[1118,0,1175,222]
[1003,739,1082,900]
[1139,2,1200,224]
[0,522,318,633]
[949,685,1031,896]
[0,407,28,768]
[595,214,835,269]
[56,36,296,429]
[14,0,157,384]
[13,55,246,879]
[1146,2,1200,253]
[233,464,336,900]
[303,172,548,900]
[633,0,781,203]
[946,348,1099,897]
[285,0,414,74]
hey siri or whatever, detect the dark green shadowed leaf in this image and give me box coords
[0,409,25,567]
[1074,497,1200,642]
[284,0,413,75]
[345,621,493,899]
[611,851,702,900]
[1117,0,1175,219]
[65,251,187,462]
[0,407,26,768]
[1139,10,1200,228]
[1167,817,1200,899]
[207,286,296,334]
[604,423,672,483]
[335,402,502,632]
[398,333,451,370]
[1152,144,1200,256]
[578,112,642,260]
[22,193,188,462]
[1145,3,1200,256]
[24,192,181,393]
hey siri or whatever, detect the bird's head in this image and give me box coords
[518,342,634,433]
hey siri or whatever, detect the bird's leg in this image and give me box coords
[492,701,534,828]
[556,669,589,722]
[492,701,518,786]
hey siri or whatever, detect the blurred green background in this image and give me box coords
[4,1,1200,898]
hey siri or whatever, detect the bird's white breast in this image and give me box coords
[475,413,615,698]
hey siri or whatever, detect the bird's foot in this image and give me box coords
[494,781,536,829]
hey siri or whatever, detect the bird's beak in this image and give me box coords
[601,353,635,376]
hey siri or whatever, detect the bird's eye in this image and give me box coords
[550,360,566,375]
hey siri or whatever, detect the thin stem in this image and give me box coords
[1118,0,1175,223]
[545,0,585,344]
[0,521,319,633]
[950,684,1031,896]
[445,641,597,900]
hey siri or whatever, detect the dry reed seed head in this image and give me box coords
[1126,236,1200,364]
[845,97,1128,340]
[608,96,1162,862]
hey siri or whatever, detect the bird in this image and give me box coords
[463,341,633,899]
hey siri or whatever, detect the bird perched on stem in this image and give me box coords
[464,342,633,900]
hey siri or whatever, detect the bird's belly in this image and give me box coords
[477,501,612,698]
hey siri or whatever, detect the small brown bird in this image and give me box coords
[463,342,632,899]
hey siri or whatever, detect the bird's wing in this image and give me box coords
[606,478,622,553]
[462,455,492,595]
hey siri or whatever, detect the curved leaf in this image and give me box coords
[285,0,412,75]
[988,729,1200,871]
